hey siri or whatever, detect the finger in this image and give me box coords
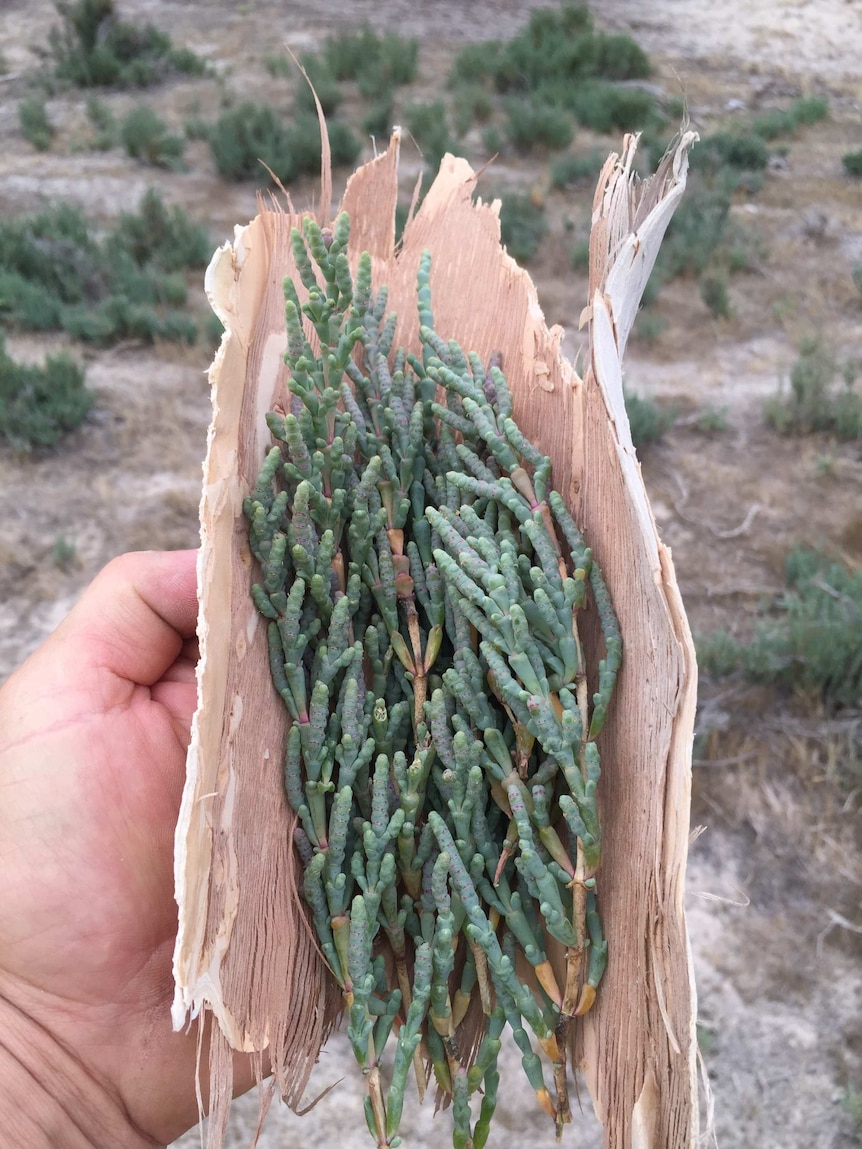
[54,549,199,687]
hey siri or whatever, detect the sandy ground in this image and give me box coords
[1,1,861,1147]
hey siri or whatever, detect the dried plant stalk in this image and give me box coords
[173,129,699,1148]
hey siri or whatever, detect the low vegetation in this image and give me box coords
[0,335,92,449]
[843,150,862,178]
[449,5,660,148]
[45,0,204,88]
[18,97,55,151]
[698,547,862,709]
[624,391,675,449]
[498,194,548,263]
[208,102,360,183]
[765,338,862,440]
[0,190,210,346]
[120,105,185,167]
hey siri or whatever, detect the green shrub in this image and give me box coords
[109,187,210,271]
[362,94,394,138]
[0,335,92,448]
[570,239,591,271]
[405,101,454,171]
[624,391,675,448]
[700,272,732,318]
[451,83,495,136]
[47,0,204,88]
[499,194,547,263]
[448,40,502,87]
[486,6,649,95]
[325,27,417,93]
[853,266,862,295]
[765,337,862,439]
[184,115,211,141]
[697,547,862,708]
[693,131,769,174]
[19,97,55,151]
[503,97,573,152]
[550,150,604,189]
[695,405,729,434]
[656,183,732,278]
[0,191,209,346]
[120,105,184,167]
[210,101,359,182]
[843,150,862,178]
[633,311,667,345]
[568,82,656,133]
[294,54,343,116]
[263,53,292,79]
[84,94,116,148]
[752,95,829,139]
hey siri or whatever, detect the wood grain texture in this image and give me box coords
[172,130,699,1148]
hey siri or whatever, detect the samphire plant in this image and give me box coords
[244,214,621,1148]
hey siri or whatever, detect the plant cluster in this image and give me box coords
[765,338,862,440]
[843,150,862,178]
[0,334,91,449]
[624,391,675,449]
[448,5,660,151]
[19,97,55,151]
[0,190,210,346]
[324,25,418,100]
[120,105,185,168]
[698,547,862,709]
[45,0,204,88]
[245,214,620,1147]
[209,101,361,183]
[498,195,549,264]
[750,95,828,140]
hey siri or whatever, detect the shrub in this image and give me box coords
[503,97,573,152]
[19,97,55,151]
[405,101,454,171]
[765,338,862,439]
[120,105,184,167]
[570,239,591,271]
[853,266,862,295]
[843,150,862,178]
[451,83,495,136]
[656,184,732,279]
[633,311,667,345]
[485,6,649,95]
[693,131,770,174]
[568,82,656,133]
[46,0,204,88]
[210,101,359,182]
[109,187,210,271]
[697,547,862,708]
[294,54,343,116]
[624,391,675,448]
[85,94,116,148]
[0,334,92,448]
[362,94,394,138]
[752,95,829,139]
[700,272,732,318]
[325,27,417,93]
[499,194,547,263]
[0,191,209,346]
[550,150,604,189]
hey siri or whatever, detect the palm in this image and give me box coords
[0,552,221,1143]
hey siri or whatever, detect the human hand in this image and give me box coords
[0,550,242,1147]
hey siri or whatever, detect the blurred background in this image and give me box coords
[0,2,860,1146]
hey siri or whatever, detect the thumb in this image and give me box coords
[49,549,198,688]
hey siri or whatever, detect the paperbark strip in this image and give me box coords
[173,128,700,1148]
